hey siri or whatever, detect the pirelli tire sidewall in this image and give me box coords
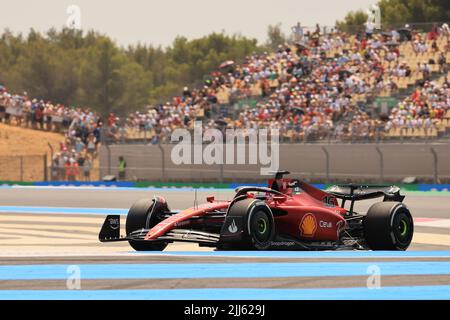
[363,201,414,251]
[225,198,275,250]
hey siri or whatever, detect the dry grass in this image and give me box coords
[0,124,66,181]
[0,123,64,156]
[0,123,102,182]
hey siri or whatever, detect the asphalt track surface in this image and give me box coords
[0,187,449,300]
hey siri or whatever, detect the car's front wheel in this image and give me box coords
[126,198,168,251]
[247,206,275,250]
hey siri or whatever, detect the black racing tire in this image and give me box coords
[247,206,276,250]
[364,202,414,251]
[222,198,275,250]
[126,198,168,251]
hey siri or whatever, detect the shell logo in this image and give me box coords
[299,213,317,237]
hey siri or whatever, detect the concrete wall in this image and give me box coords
[99,143,450,183]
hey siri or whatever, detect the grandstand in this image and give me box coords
[1,23,450,148]
[123,24,450,144]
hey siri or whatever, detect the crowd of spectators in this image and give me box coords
[1,23,450,151]
[385,80,449,133]
[124,24,450,143]
[0,87,103,180]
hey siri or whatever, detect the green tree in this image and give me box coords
[78,38,124,113]
[266,23,287,50]
[337,0,450,31]
[17,38,57,99]
[335,11,369,33]
[0,28,262,115]
[379,0,450,26]
[115,62,151,113]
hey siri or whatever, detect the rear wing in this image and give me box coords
[326,184,405,215]
[326,184,405,202]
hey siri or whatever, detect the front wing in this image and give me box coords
[99,215,220,247]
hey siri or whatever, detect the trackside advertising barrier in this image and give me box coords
[1,181,449,192]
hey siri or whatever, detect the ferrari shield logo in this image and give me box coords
[299,213,317,237]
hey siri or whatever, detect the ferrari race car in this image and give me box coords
[99,171,414,251]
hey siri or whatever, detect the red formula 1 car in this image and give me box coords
[99,171,414,251]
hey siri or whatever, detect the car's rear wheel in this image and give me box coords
[126,198,168,251]
[364,202,414,250]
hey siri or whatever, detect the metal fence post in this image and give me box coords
[47,142,54,161]
[430,147,438,184]
[20,156,24,182]
[375,146,384,183]
[105,144,111,175]
[43,154,48,182]
[219,146,224,183]
[321,146,330,183]
[375,126,380,143]
[158,143,166,181]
